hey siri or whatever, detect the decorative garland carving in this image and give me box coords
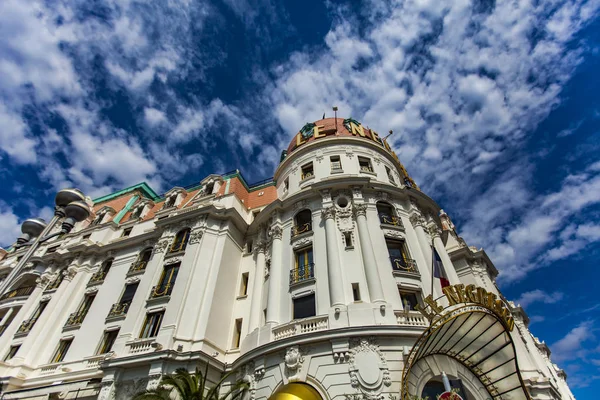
[382,229,404,240]
[345,146,354,158]
[240,361,265,400]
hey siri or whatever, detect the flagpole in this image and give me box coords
[431,237,435,297]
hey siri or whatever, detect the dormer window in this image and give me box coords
[205,182,215,195]
[162,195,176,210]
[92,212,106,226]
[301,162,314,181]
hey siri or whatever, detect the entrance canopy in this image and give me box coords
[269,383,323,400]
[403,285,531,400]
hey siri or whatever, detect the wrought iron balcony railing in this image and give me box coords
[0,286,35,301]
[149,284,173,299]
[331,161,342,171]
[107,301,132,318]
[128,261,148,274]
[360,165,374,173]
[89,270,108,284]
[64,310,89,328]
[290,264,315,285]
[378,213,404,228]
[169,241,187,253]
[17,317,39,334]
[390,257,418,273]
[291,222,312,237]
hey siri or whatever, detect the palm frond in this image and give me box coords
[132,386,173,400]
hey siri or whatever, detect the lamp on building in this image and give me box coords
[0,188,90,295]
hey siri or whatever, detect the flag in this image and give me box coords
[322,113,326,119]
[433,247,450,289]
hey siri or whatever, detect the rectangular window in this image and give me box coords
[155,263,180,296]
[50,338,73,363]
[262,309,267,325]
[292,247,314,284]
[122,227,133,237]
[330,155,342,171]
[232,319,242,349]
[293,294,316,319]
[301,162,314,180]
[239,273,249,296]
[78,294,96,315]
[344,232,353,248]
[97,329,119,354]
[385,166,396,184]
[400,291,420,311]
[4,345,20,361]
[386,240,415,272]
[358,157,373,173]
[352,283,361,302]
[140,311,164,338]
[120,283,139,304]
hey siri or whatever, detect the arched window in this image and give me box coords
[376,201,401,226]
[131,248,153,273]
[292,210,312,237]
[170,228,190,253]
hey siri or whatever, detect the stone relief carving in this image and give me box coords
[427,224,441,238]
[284,345,305,379]
[351,186,363,200]
[382,229,404,240]
[189,229,204,244]
[85,286,99,295]
[316,150,324,162]
[321,206,336,220]
[293,200,308,211]
[126,276,141,285]
[409,213,426,228]
[320,189,332,203]
[114,378,149,400]
[154,239,170,254]
[164,256,182,266]
[353,203,368,217]
[63,266,78,281]
[292,237,313,250]
[269,226,283,240]
[347,338,391,399]
[36,274,52,288]
[345,146,354,158]
[41,294,52,302]
[240,361,265,400]
[253,240,268,255]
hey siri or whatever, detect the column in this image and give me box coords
[249,240,266,331]
[409,213,441,298]
[266,226,283,325]
[0,283,43,356]
[322,207,344,307]
[0,308,15,326]
[353,204,385,303]
[430,225,461,285]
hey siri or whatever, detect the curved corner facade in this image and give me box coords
[0,118,574,400]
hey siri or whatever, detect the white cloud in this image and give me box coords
[515,289,564,308]
[144,107,167,126]
[551,320,595,363]
[0,205,22,248]
[0,103,37,164]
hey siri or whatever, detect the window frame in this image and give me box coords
[4,345,20,361]
[96,329,120,355]
[139,311,165,339]
[358,156,374,173]
[50,338,73,363]
[301,162,314,180]
[330,155,342,172]
[292,293,316,319]
[170,228,191,253]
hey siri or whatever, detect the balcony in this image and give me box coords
[88,271,108,285]
[290,264,315,285]
[291,222,312,237]
[64,310,88,329]
[395,310,429,327]
[168,242,187,254]
[17,317,38,335]
[128,261,147,275]
[378,213,404,228]
[272,315,329,341]
[390,257,418,274]
[0,286,35,302]
[149,284,173,299]
[107,301,131,319]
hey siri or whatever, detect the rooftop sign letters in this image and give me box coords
[416,284,515,331]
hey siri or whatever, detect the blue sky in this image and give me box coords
[0,0,599,395]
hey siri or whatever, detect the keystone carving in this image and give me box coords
[284,345,305,379]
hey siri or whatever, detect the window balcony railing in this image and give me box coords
[64,310,89,328]
[149,284,173,299]
[378,213,404,228]
[390,257,418,273]
[169,242,187,253]
[301,171,314,181]
[331,161,342,171]
[0,286,35,301]
[17,317,39,335]
[107,301,132,318]
[128,261,148,274]
[360,165,374,173]
[291,222,312,237]
[89,271,108,284]
[290,264,315,285]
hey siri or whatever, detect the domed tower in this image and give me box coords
[232,117,572,400]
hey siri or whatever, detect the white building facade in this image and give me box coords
[0,118,574,400]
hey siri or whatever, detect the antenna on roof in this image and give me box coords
[322,112,326,119]
[333,106,338,134]
[383,130,393,141]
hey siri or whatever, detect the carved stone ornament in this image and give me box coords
[409,213,426,228]
[41,294,52,302]
[63,266,78,281]
[320,189,332,203]
[189,229,203,244]
[352,186,363,200]
[347,338,391,398]
[382,229,404,240]
[269,226,283,240]
[164,256,182,266]
[86,286,99,295]
[291,162,299,173]
[316,150,324,162]
[345,146,354,158]
[126,276,141,284]
[427,224,441,238]
[321,206,336,220]
[36,274,52,288]
[115,378,149,400]
[284,345,305,379]
[154,239,170,254]
[240,361,265,400]
[253,240,268,255]
[292,237,313,250]
[353,203,368,218]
